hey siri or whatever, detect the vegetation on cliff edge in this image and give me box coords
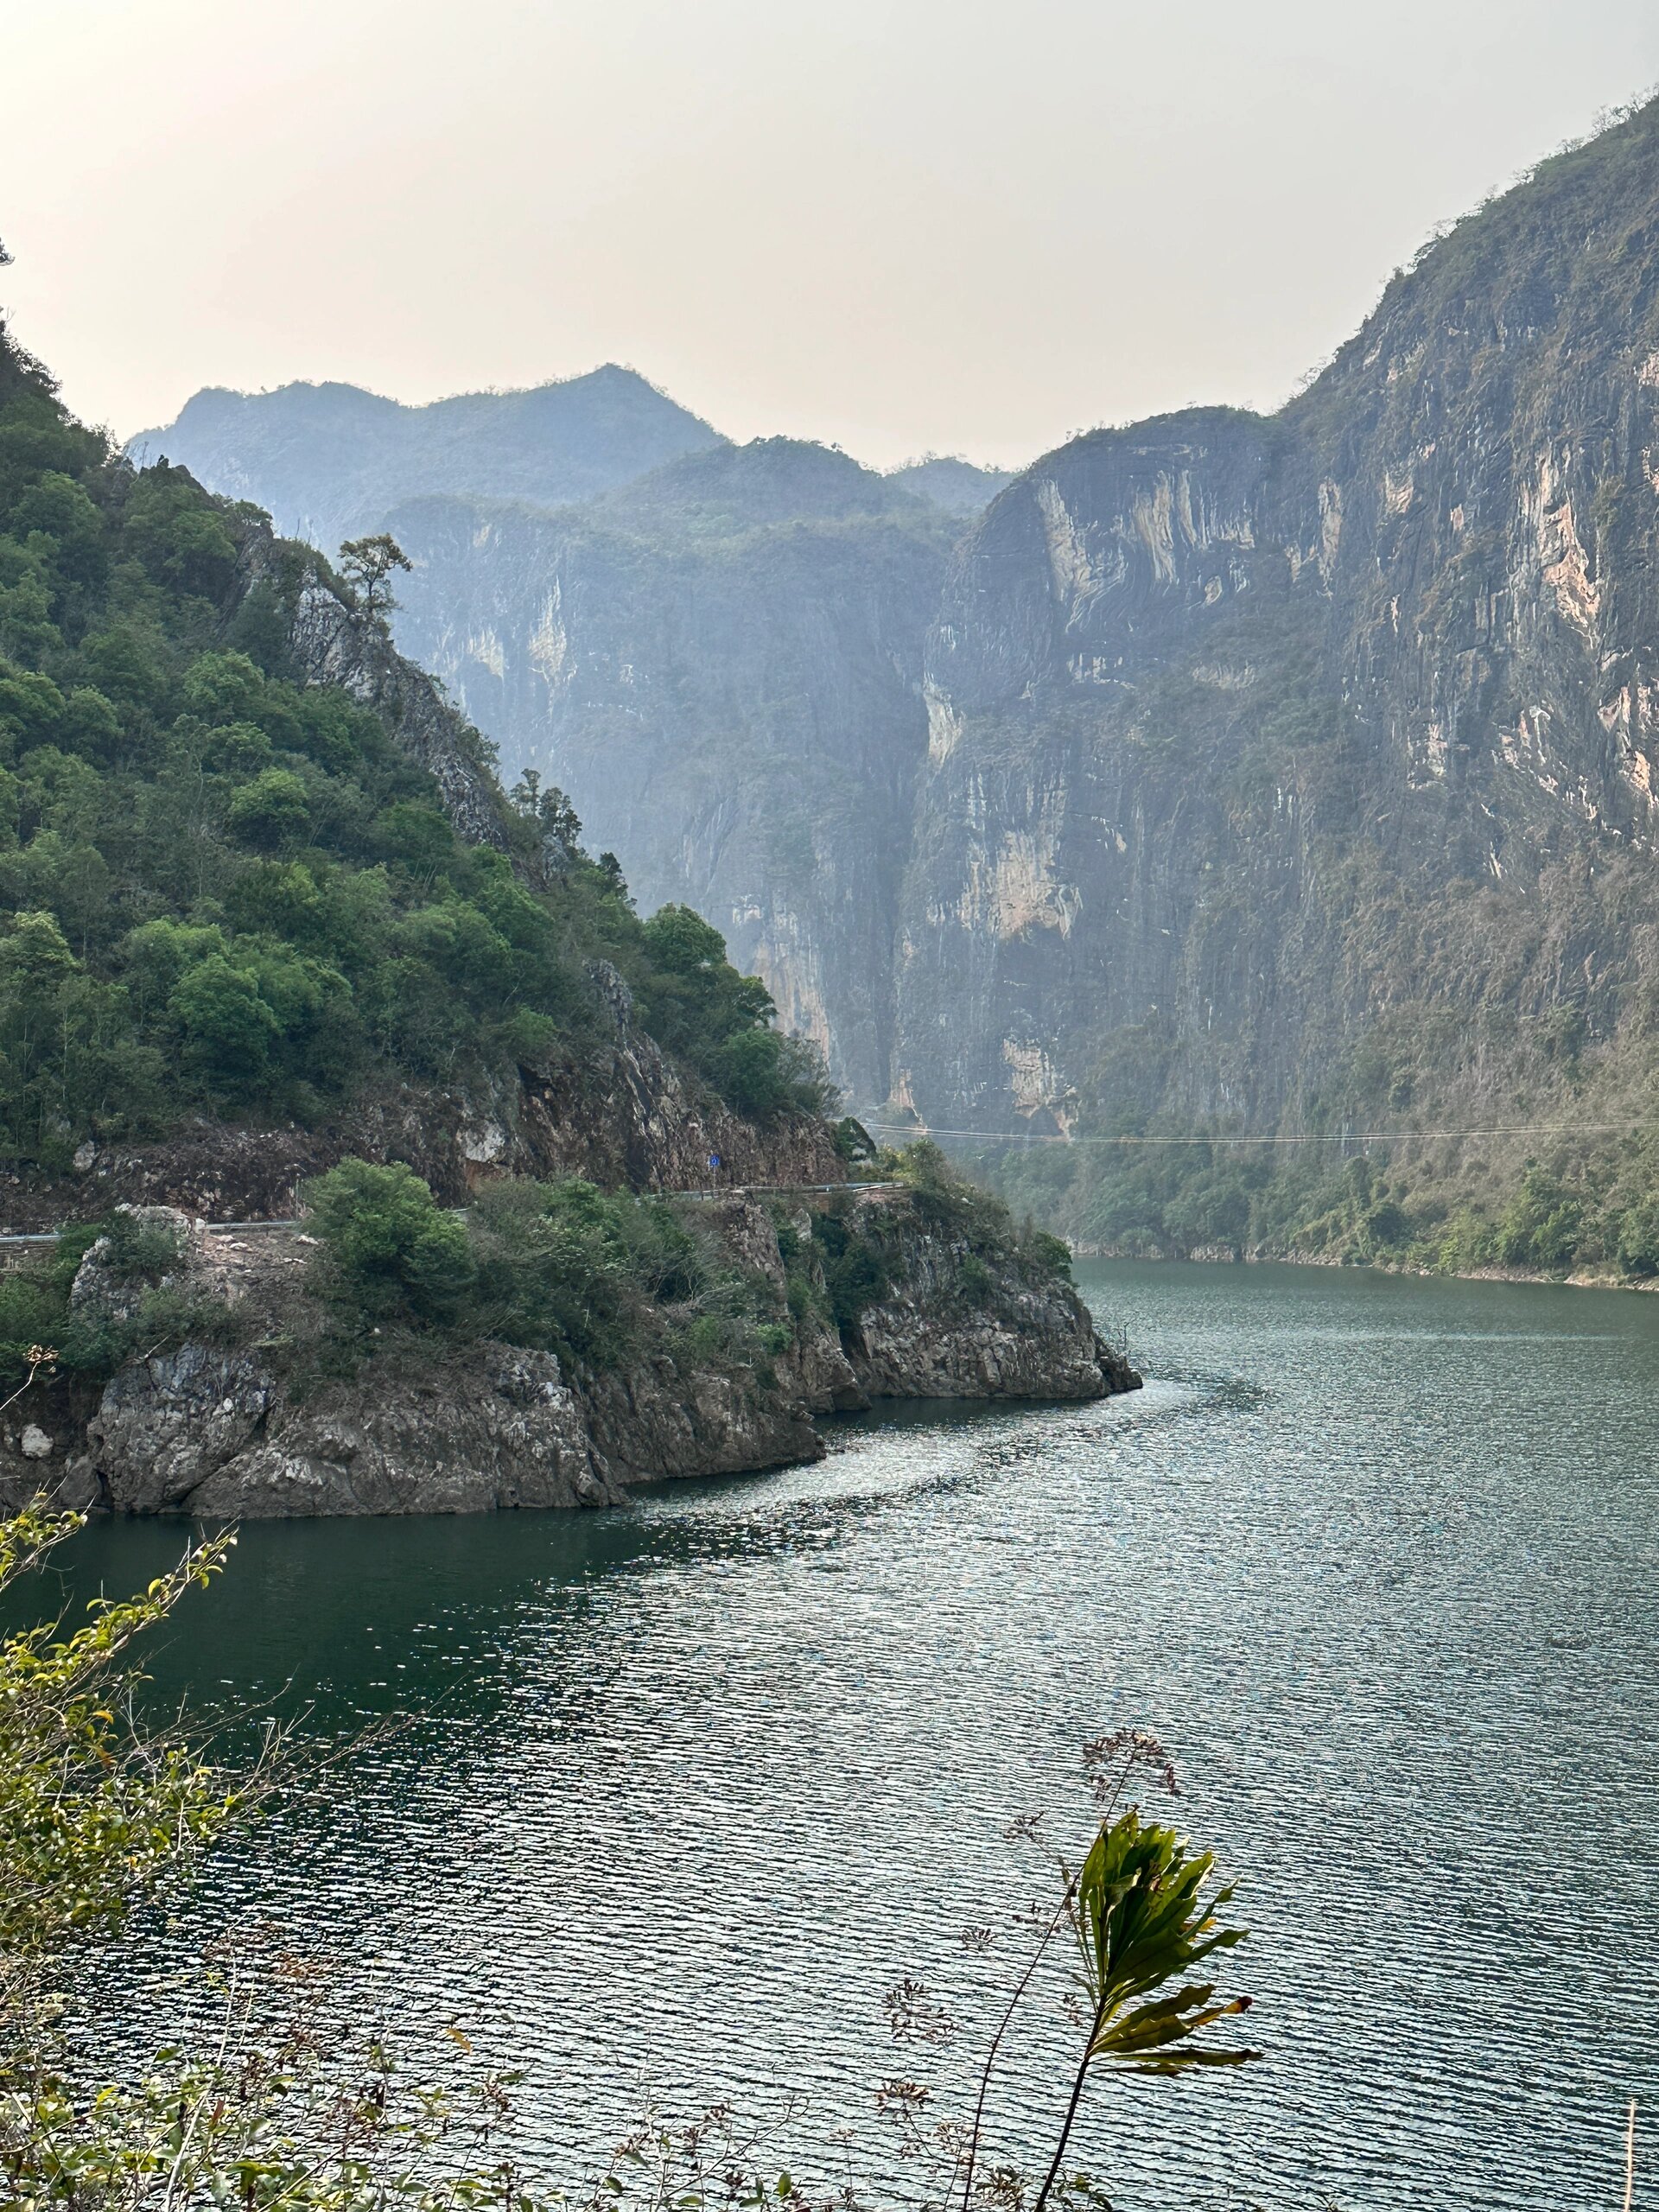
[0,1141,1079,1397]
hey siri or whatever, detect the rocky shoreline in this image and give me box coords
[3,1188,1140,1520]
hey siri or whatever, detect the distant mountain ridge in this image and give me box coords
[128,365,728,550]
[886,455,1014,512]
[593,435,931,533]
[129,378,1011,546]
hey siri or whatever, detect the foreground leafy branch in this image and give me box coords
[0,1503,245,1961]
[0,1500,537,2210]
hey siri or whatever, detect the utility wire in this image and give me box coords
[862,1120,1655,1149]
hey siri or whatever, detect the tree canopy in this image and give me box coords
[0,320,829,1171]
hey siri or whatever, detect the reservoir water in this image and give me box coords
[37,1262,1659,2209]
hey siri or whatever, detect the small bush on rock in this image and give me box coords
[467,1175,652,1366]
[304,1159,476,1327]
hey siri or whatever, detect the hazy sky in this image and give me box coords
[4,0,1658,469]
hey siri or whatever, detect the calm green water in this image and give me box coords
[31,1262,1659,2209]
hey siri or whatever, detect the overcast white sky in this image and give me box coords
[3,0,1658,469]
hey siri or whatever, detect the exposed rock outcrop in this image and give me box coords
[13,1188,1139,1520]
[848,1251,1132,1402]
[90,1343,617,1518]
[0,972,842,1234]
[88,1344,280,1514]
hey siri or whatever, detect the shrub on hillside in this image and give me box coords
[468,1176,659,1366]
[302,1163,768,1372]
[303,1159,475,1326]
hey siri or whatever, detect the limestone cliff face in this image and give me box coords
[893,98,1659,1136]
[4,1192,1136,1519]
[276,563,510,853]
[385,444,956,1105]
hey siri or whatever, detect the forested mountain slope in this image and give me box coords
[0,311,841,1228]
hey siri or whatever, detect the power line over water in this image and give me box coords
[865,1120,1656,1149]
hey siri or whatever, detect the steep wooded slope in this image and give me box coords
[0,315,841,1228]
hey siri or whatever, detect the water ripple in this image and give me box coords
[58,1261,1659,2210]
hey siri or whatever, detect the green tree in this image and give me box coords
[0,909,151,1156]
[469,1175,641,1363]
[0,663,65,753]
[181,647,265,725]
[0,1503,241,1963]
[228,764,311,850]
[636,904,830,1117]
[338,532,412,620]
[305,1157,476,1325]
[121,466,238,599]
[169,952,281,1091]
[1496,1163,1586,1272]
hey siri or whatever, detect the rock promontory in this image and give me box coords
[3,1172,1138,1520]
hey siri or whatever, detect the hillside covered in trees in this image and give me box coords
[0,310,832,1193]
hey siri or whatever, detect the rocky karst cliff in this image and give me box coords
[119,93,1659,1271]
[889,95,1659,1262]
[884,92,1659,1266]
[899,96,1659,1129]
[2,1184,1137,1518]
[381,442,957,1105]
